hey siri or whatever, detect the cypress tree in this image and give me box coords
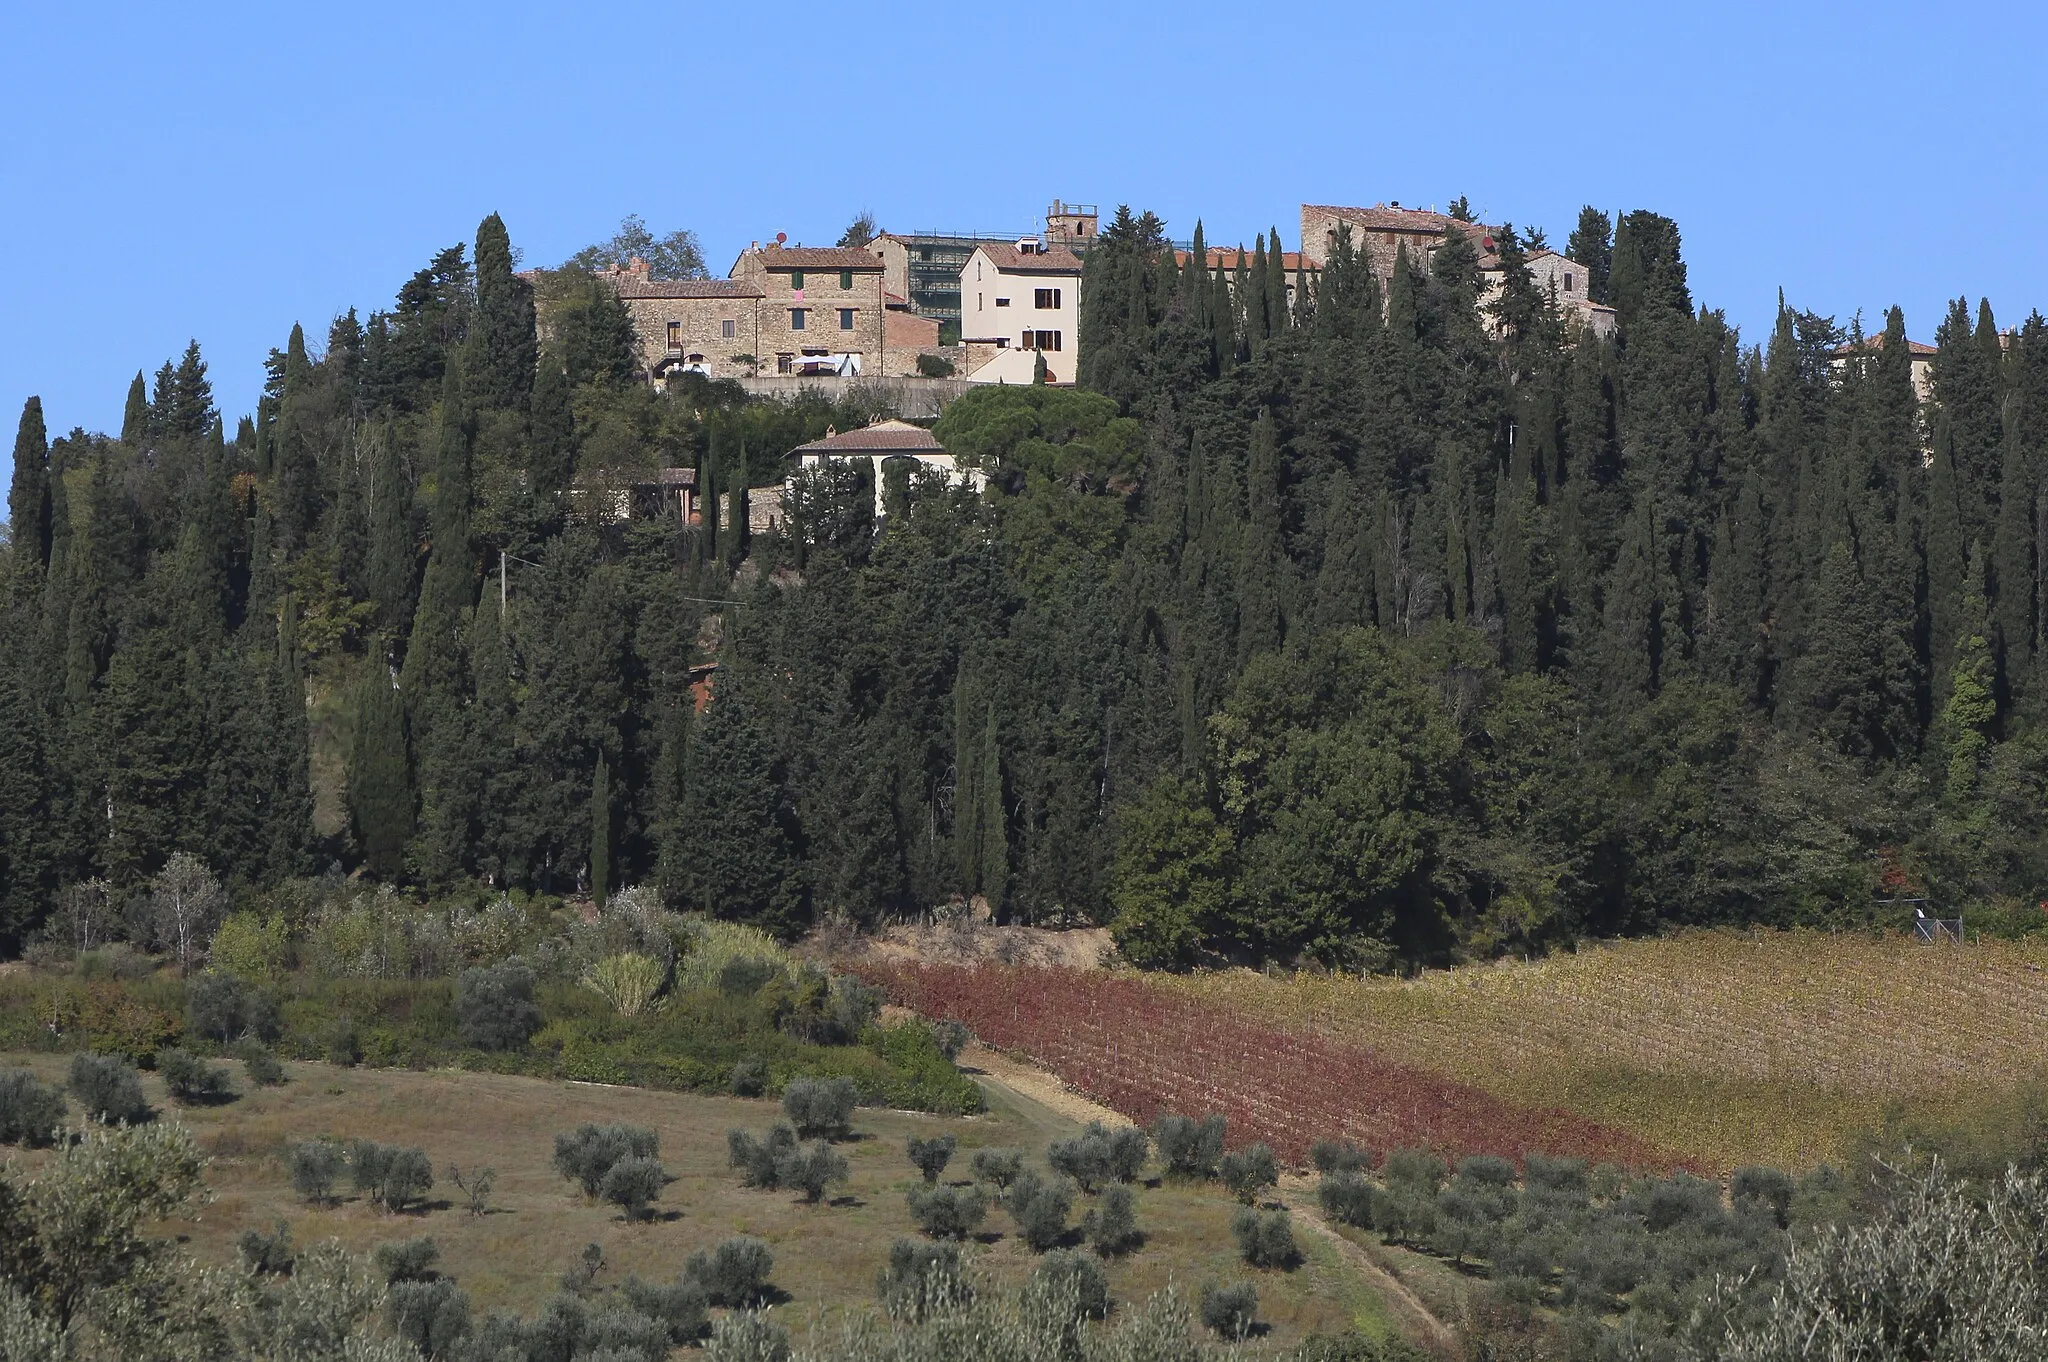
[1597,492,1663,697]
[1991,428,2034,696]
[120,372,149,444]
[1927,418,1967,706]
[1239,408,1285,660]
[168,341,215,442]
[1267,225,1290,339]
[953,667,981,894]
[1386,242,1418,345]
[350,673,412,879]
[470,213,537,412]
[978,700,1007,915]
[265,597,314,880]
[529,353,574,501]
[1566,207,1612,305]
[273,323,323,548]
[590,752,611,910]
[8,398,50,584]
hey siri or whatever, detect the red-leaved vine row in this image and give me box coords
[857,961,1682,1171]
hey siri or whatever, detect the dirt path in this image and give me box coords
[1276,1176,1457,1356]
[962,1042,1456,1354]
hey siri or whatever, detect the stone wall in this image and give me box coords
[733,374,974,419]
[622,296,762,380]
[733,251,889,374]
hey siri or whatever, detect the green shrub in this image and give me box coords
[704,1309,790,1362]
[1084,1183,1143,1256]
[876,1238,970,1322]
[156,1047,234,1103]
[1009,1169,1075,1252]
[686,1236,775,1308]
[1220,1142,1279,1204]
[1048,1121,1148,1192]
[601,1155,667,1220]
[237,1040,286,1086]
[237,1220,294,1274]
[908,1133,957,1183]
[970,1147,1025,1197]
[289,1139,346,1203]
[351,1139,433,1211]
[0,1069,67,1146]
[907,1183,988,1240]
[1318,1171,1376,1228]
[185,971,279,1045]
[323,1015,362,1066]
[1200,1281,1259,1339]
[457,957,543,1051]
[621,1275,710,1344]
[1311,1139,1372,1175]
[554,1122,659,1197]
[782,1076,858,1140]
[780,1139,849,1203]
[730,1056,768,1097]
[1232,1206,1299,1269]
[374,1236,440,1283]
[1732,1165,1796,1228]
[386,1278,470,1355]
[728,1123,798,1190]
[69,1051,150,1124]
[932,1019,971,1059]
[1034,1247,1110,1319]
[915,353,956,379]
[1153,1112,1225,1178]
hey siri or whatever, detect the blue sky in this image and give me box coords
[3,1,2044,493]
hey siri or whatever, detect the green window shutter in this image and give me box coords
[791,270,805,291]
[840,269,853,290]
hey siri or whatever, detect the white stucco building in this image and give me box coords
[786,420,988,517]
[958,239,1083,384]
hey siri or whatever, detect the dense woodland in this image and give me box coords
[5,205,2048,970]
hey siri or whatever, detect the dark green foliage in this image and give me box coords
[237,1040,286,1087]
[1231,1206,1299,1269]
[931,1020,971,1060]
[779,1139,849,1203]
[289,1139,346,1202]
[971,1147,1024,1195]
[730,1056,768,1097]
[1200,1281,1259,1340]
[1220,1143,1280,1204]
[1732,1164,1796,1228]
[351,1140,433,1211]
[1311,1139,1371,1175]
[1083,1183,1143,1256]
[728,1122,799,1189]
[907,1133,956,1183]
[68,1052,149,1124]
[1047,1121,1148,1192]
[237,1220,294,1275]
[782,1076,858,1140]
[685,1235,774,1307]
[1033,1247,1110,1319]
[1318,1171,1376,1228]
[375,1236,441,1283]
[323,1015,362,1066]
[554,1122,659,1197]
[876,1238,970,1322]
[905,1182,988,1239]
[386,1278,471,1356]
[620,1275,710,1345]
[1154,1113,1226,1179]
[185,971,279,1045]
[0,1069,66,1146]
[456,957,542,1050]
[155,1047,233,1103]
[600,1154,666,1220]
[1008,1169,1075,1251]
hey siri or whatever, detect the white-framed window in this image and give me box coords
[722,319,736,338]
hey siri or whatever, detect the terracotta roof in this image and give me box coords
[1834,334,1937,358]
[750,246,884,270]
[790,419,947,456]
[1175,248,1321,273]
[973,242,1084,273]
[614,277,762,300]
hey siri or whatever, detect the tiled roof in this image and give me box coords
[614,277,762,300]
[1175,248,1320,273]
[974,242,1084,273]
[750,246,885,270]
[790,419,947,455]
[1834,335,1938,358]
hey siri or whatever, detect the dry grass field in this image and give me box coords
[0,1051,1401,1351]
[1153,929,2048,1170]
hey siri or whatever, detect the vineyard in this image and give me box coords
[855,960,1675,1170]
[1151,929,2048,1169]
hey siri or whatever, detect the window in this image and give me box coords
[790,308,807,330]
[1564,272,1575,292]
[1034,288,1062,309]
[722,319,736,339]
[839,308,856,330]
[839,269,854,290]
[790,270,805,291]
[995,296,1010,307]
[1026,330,1063,351]
[666,321,681,350]
[777,353,794,373]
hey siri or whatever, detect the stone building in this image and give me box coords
[1481,248,1618,339]
[610,269,765,381]
[958,238,1084,384]
[786,419,987,516]
[729,241,888,376]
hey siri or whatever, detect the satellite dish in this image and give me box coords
[776,232,788,244]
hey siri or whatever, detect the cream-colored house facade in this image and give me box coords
[787,420,988,515]
[959,239,1083,384]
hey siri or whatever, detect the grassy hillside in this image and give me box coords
[1153,929,2048,1170]
[0,1052,1401,1352]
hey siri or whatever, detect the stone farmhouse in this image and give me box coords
[958,238,1085,385]
[1300,202,1615,338]
[787,419,988,516]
